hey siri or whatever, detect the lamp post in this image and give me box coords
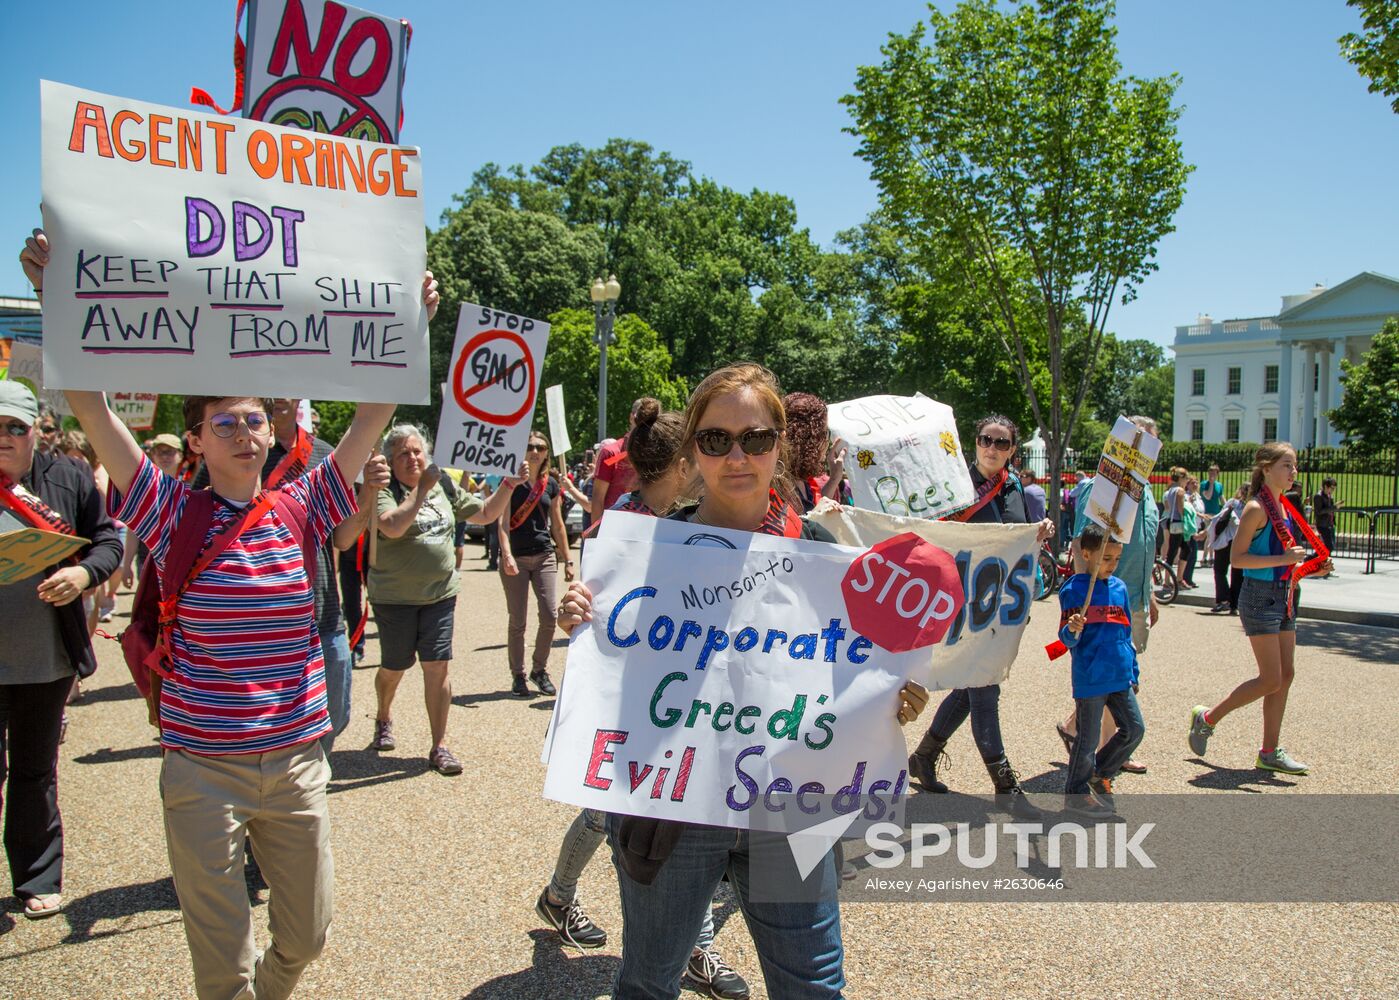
[591,274,621,444]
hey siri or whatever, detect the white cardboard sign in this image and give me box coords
[1084,416,1162,544]
[3,342,71,416]
[826,393,974,520]
[39,80,428,402]
[110,392,159,430]
[545,383,571,457]
[542,532,918,831]
[433,303,549,476]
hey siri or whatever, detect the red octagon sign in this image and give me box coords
[841,532,966,653]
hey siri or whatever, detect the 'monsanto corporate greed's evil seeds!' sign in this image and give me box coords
[434,303,550,476]
[39,81,428,403]
[542,512,969,831]
[827,393,975,521]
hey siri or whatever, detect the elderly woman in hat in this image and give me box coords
[0,381,122,918]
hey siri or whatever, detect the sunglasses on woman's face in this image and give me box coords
[526,443,548,453]
[977,434,1013,452]
[3,422,32,438]
[694,427,779,458]
[198,411,271,438]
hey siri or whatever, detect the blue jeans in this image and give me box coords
[926,684,1005,763]
[319,628,353,754]
[1066,688,1145,795]
[606,815,844,999]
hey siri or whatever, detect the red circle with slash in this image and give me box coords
[451,329,537,425]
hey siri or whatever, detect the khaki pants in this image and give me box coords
[160,741,333,1000]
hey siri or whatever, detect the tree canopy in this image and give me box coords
[1339,0,1399,113]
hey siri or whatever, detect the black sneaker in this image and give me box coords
[511,675,532,698]
[530,670,557,696]
[535,888,608,949]
[687,946,750,1000]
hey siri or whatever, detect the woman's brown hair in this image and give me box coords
[1249,442,1295,499]
[527,430,551,481]
[628,398,685,485]
[783,392,829,480]
[681,363,795,504]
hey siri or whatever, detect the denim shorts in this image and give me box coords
[1238,577,1296,637]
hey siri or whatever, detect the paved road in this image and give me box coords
[4,542,1396,999]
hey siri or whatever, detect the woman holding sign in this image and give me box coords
[499,431,573,699]
[1188,443,1331,775]
[908,415,1054,818]
[557,363,929,1000]
[0,381,122,919]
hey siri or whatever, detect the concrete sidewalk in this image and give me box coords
[1175,555,1399,628]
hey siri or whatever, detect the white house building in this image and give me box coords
[1170,272,1399,446]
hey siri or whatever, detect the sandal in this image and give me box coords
[23,894,63,920]
[1120,759,1148,774]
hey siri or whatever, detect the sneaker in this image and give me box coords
[530,670,557,696]
[1063,791,1116,822]
[1210,602,1229,613]
[535,888,608,949]
[98,608,114,622]
[353,648,365,665]
[1187,705,1214,757]
[429,745,463,776]
[1089,774,1115,809]
[1257,747,1309,775]
[371,719,396,751]
[687,946,750,1000]
[511,675,532,698]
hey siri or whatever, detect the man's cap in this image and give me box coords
[149,432,183,451]
[0,381,39,425]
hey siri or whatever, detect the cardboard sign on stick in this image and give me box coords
[434,304,549,476]
[243,0,410,144]
[3,342,70,416]
[826,394,974,521]
[110,392,159,431]
[39,80,428,402]
[0,528,89,586]
[1084,416,1162,544]
[545,384,571,457]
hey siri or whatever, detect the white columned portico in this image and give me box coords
[1301,343,1317,448]
[1277,342,1293,441]
[1317,344,1333,446]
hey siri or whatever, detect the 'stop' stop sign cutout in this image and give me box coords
[841,532,966,652]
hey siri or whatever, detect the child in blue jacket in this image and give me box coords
[1057,524,1146,819]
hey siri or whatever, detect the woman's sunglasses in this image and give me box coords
[976,434,1013,452]
[526,443,548,453]
[197,411,271,438]
[694,427,779,458]
[3,421,32,438]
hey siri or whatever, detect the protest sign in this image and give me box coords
[433,303,549,476]
[809,501,1039,691]
[545,524,936,831]
[4,342,70,416]
[1084,416,1162,544]
[826,393,974,521]
[110,392,159,431]
[0,527,89,585]
[242,0,410,144]
[39,80,428,403]
[545,383,571,457]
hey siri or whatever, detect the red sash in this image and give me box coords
[509,478,548,530]
[0,475,78,537]
[1045,605,1131,661]
[945,468,1008,523]
[1257,487,1329,615]
[759,490,804,537]
[266,427,314,489]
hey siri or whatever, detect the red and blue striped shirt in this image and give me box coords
[111,455,357,755]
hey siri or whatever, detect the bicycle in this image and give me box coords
[1152,557,1179,605]
[1035,544,1072,600]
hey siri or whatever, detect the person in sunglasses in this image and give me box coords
[557,363,929,1000]
[0,381,123,920]
[908,414,1054,817]
[499,431,573,699]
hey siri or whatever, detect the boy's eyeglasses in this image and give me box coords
[3,422,32,438]
[694,427,779,457]
[977,434,1013,451]
[197,411,271,438]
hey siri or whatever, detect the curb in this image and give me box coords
[1171,591,1399,631]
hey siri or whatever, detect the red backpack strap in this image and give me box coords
[271,491,318,586]
[159,491,217,613]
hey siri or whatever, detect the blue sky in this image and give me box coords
[3,0,1395,349]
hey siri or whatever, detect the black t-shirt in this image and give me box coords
[967,464,1030,525]
[1311,491,1337,528]
[508,478,559,556]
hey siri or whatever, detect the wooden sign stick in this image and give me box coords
[1076,427,1145,634]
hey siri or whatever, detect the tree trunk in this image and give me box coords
[1046,438,1064,551]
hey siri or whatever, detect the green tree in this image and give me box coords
[1330,317,1399,499]
[538,309,688,450]
[1122,360,1174,438]
[1339,0,1399,113]
[844,0,1192,517]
